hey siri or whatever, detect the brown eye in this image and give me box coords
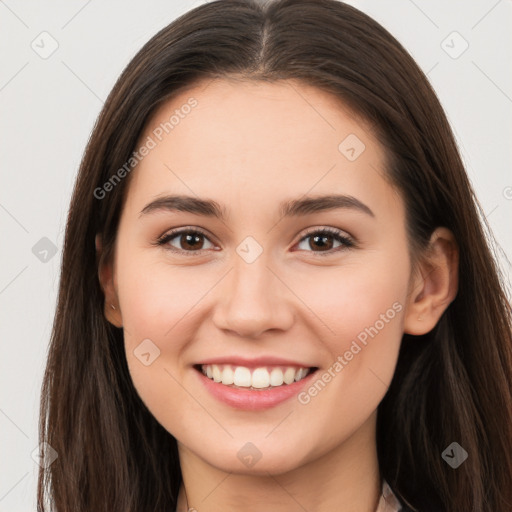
[296,228,354,255]
[157,229,215,253]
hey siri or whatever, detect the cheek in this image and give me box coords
[116,251,211,343]
[290,255,408,410]
[116,262,200,433]
[114,250,200,403]
[293,257,407,347]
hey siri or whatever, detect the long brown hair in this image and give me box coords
[37,1,512,510]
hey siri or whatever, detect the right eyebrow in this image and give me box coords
[139,195,228,220]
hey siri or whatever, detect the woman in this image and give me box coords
[37,1,512,511]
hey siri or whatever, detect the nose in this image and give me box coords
[212,254,295,339]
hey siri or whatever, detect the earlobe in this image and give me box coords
[403,227,459,336]
[95,233,123,328]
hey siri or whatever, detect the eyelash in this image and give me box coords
[154,226,355,257]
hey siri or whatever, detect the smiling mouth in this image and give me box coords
[194,364,319,391]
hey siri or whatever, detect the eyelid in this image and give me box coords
[298,225,353,241]
[157,225,212,240]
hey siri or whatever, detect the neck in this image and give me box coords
[176,412,381,512]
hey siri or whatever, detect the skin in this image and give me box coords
[96,78,458,512]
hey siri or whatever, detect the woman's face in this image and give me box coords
[105,78,413,474]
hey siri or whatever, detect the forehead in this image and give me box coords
[124,78,397,220]
[143,77,377,160]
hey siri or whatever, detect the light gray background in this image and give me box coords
[1,1,511,510]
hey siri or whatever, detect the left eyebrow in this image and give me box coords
[139,193,375,220]
[279,194,375,218]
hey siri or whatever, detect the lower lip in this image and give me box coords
[195,367,318,411]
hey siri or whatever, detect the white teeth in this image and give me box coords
[269,368,284,386]
[283,367,296,385]
[212,364,222,383]
[251,367,270,389]
[233,366,252,387]
[294,368,305,382]
[200,364,312,389]
[221,365,234,385]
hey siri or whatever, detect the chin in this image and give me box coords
[195,438,310,476]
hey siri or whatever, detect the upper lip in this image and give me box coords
[195,356,317,369]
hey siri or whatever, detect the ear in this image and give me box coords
[95,233,123,328]
[403,227,459,335]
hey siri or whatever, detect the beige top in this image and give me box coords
[376,480,403,511]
